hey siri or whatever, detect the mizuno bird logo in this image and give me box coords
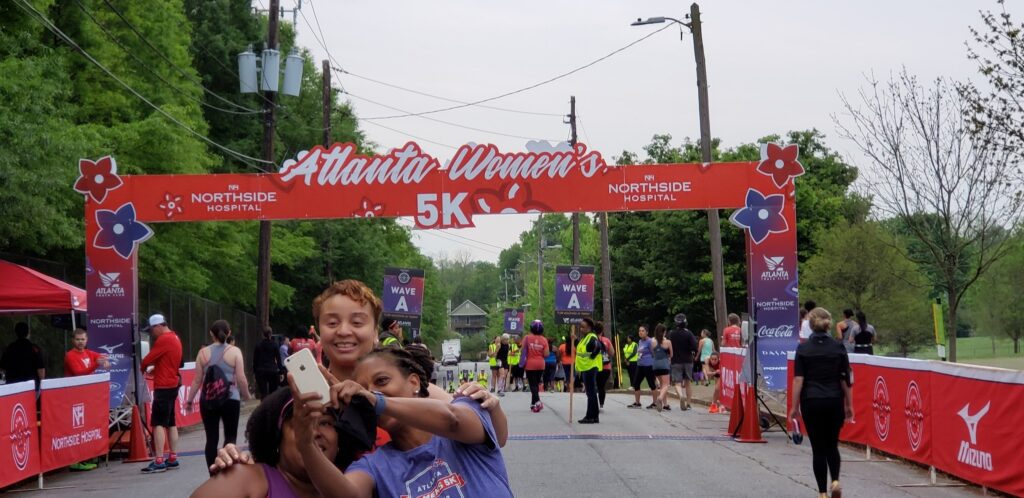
[957,402,990,445]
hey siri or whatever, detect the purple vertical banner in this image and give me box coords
[503,308,524,334]
[731,188,800,390]
[554,265,595,325]
[381,267,425,338]
[85,208,149,409]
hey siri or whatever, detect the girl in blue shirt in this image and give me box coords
[290,347,513,498]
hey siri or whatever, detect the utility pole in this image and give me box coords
[690,3,727,337]
[255,0,280,330]
[567,96,581,265]
[537,220,544,318]
[321,59,333,283]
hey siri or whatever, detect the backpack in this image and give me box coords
[200,346,232,411]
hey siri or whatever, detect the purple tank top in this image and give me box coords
[261,464,300,498]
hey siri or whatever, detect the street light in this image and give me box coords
[631,3,729,337]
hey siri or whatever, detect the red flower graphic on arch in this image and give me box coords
[471,182,550,215]
[353,197,384,218]
[73,156,124,203]
[756,143,804,188]
[159,193,184,219]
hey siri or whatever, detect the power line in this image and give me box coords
[577,114,594,148]
[344,90,561,142]
[338,70,563,118]
[98,0,261,114]
[13,0,273,169]
[361,24,674,120]
[359,119,458,150]
[396,219,503,255]
[73,0,262,116]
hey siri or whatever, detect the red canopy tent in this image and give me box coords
[0,259,87,316]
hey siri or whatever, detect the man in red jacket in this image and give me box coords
[63,327,110,471]
[139,314,183,474]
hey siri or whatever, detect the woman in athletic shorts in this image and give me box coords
[651,324,673,412]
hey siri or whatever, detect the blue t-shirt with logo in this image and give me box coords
[347,397,512,498]
[637,338,655,367]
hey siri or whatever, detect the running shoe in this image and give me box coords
[577,418,599,424]
[646,403,658,409]
[536,401,543,412]
[165,458,180,469]
[141,461,167,474]
[497,391,505,397]
[830,480,842,498]
[708,403,720,414]
[69,462,97,471]
[627,402,641,408]
[662,404,671,411]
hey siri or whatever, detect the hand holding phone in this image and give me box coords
[284,348,331,403]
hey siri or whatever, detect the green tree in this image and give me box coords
[965,235,1024,354]
[801,221,933,356]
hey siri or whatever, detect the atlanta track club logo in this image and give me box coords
[10,402,32,471]
[872,376,891,441]
[905,381,925,451]
[568,269,582,282]
[398,271,412,285]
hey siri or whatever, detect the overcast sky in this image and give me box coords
[286,0,1019,263]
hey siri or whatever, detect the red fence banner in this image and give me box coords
[0,381,39,488]
[38,373,109,472]
[787,353,1024,497]
[145,362,201,429]
[719,347,746,409]
[928,362,1024,497]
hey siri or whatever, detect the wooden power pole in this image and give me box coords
[256,0,280,329]
[568,96,580,265]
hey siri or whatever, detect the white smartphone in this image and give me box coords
[284,348,331,402]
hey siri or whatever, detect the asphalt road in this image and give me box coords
[12,390,985,497]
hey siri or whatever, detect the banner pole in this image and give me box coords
[614,334,622,388]
[568,325,576,424]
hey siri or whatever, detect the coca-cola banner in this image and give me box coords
[787,354,1024,497]
[719,347,745,409]
[504,308,525,334]
[79,142,806,393]
[38,373,110,472]
[554,265,595,325]
[0,381,39,488]
[145,363,201,429]
[381,267,425,338]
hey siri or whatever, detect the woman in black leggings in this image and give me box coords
[522,320,551,412]
[788,308,852,498]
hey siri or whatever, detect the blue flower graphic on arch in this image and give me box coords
[729,189,788,244]
[94,203,153,259]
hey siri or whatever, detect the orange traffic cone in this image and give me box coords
[734,384,766,443]
[124,405,152,463]
[724,386,744,436]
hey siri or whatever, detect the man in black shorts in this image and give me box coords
[140,314,183,473]
[668,313,697,410]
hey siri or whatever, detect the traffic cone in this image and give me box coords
[734,384,766,443]
[124,405,152,463]
[724,385,744,436]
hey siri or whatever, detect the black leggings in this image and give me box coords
[526,369,544,405]
[201,399,241,468]
[597,369,611,406]
[254,371,278,398]
[801,397,844,493]
[631,365,656,391]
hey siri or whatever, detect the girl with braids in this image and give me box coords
[290,346,513,498]
[209,280,506,472]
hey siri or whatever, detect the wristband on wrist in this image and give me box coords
[373,391,386,416]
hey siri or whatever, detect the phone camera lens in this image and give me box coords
[300,365,306,371]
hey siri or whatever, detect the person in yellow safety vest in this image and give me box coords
[477,370,488,389]
[379,317,403,348]
[575,317,602,424]
[487,336,500,393]
[507,337,523,392]
[623,335,639,390]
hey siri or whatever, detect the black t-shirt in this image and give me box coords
[794,332,851,400]
[1,338,45,383]
[668,327,697,364]
[252,338,281,373]
[497,344,509,365]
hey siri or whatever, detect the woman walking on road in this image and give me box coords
[651,324,673,412]
[186,319,252,469]
[627,326,657,409]
[522,320,551,412]
[853,311,876,355]
[698,329,716,385]
[788,307,853,498]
